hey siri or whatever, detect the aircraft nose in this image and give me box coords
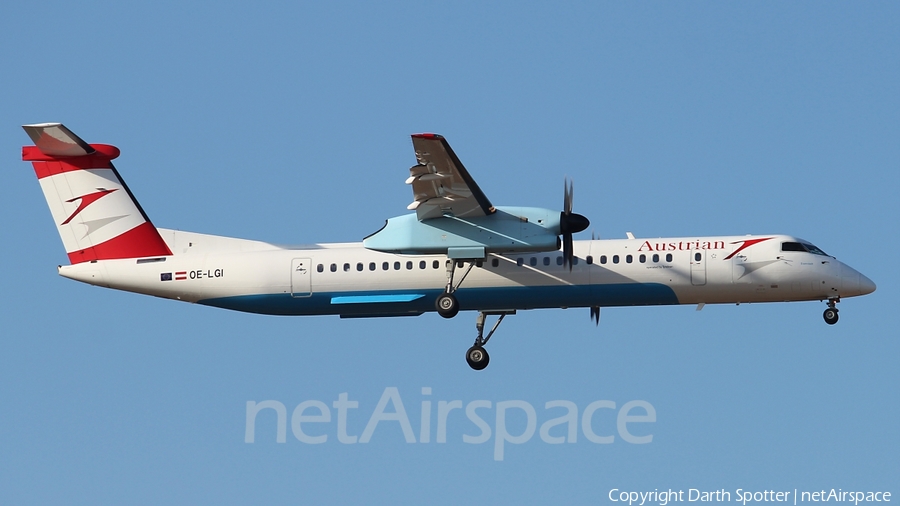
[841,263,876,296]
[859,273,876,295]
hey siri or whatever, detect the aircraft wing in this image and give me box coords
[406,134,495,221]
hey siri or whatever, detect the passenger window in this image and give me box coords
[433,260,440,269]
[572,257,579,265]
[475,260,483,268]
[419,260,426,269]
[639,254,646,263]
[369,262,376,271]
[492,258,499,268]
[556,256,563,266]
[600,255,607,264]
[382,262,389,271]
[586,256,593,265]
[626,255,633,264]
[613,255,619,264]
[517,258,524,266]
[394,261,401,270]
[666,253,673,262]
[530,257,537,267]
[343,263,350,272]
[694,252,701,261]
[317,264,324,273]
[330,263,337,272]
[356,263,363,272]
[543,257,550,266]
[652,254,659,263]
[406,261,413,270]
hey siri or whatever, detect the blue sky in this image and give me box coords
[1,2,897,504]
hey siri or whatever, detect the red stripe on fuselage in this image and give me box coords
[66,222,173,264]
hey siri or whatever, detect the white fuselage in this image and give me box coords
[57,229,875,318]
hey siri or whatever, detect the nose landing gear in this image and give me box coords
[466,310,514,370]
[823,298,840,325]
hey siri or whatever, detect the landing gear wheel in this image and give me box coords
[436,292,459,319]
[466,345,490,370]
[823,307,839,325]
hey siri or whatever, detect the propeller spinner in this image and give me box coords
[560,178,590,270]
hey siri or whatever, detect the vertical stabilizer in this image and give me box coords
[22,123,172,264]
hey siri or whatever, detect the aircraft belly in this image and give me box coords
[196,282,679,316]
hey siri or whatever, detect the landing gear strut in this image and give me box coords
[466,311,514,370]
[436,259,476,319]
[823,298,840,325]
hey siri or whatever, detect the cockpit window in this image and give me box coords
[803,243,829,256]
[781,242,807,252]
[781,241,829,256]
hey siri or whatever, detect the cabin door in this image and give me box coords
[690,249,707,286]
[291,258,312,297]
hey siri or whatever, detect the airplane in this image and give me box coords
[21,123,876,370]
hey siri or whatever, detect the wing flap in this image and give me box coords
[407,134,494,220]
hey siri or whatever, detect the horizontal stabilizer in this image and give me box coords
[23,123,95,157]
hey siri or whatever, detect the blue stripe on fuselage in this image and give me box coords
[331,294,426,304]
[197,283,679,316]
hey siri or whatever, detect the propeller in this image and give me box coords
[560,178,590,270]
[590,306,600,325]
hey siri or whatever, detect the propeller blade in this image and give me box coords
[590,306,600,325]
[564,178,573,215]
[559,177,589,271]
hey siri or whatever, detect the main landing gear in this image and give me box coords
[466,311,514,370]
[823,298,840,325]
[435,259,477,319]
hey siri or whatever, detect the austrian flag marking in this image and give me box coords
[175,271,187,281]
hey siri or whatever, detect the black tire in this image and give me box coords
[436,292,459,319]
[823,308,839,325]
[466,346,490,370]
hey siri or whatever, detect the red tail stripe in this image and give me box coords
[66,222,173,264]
